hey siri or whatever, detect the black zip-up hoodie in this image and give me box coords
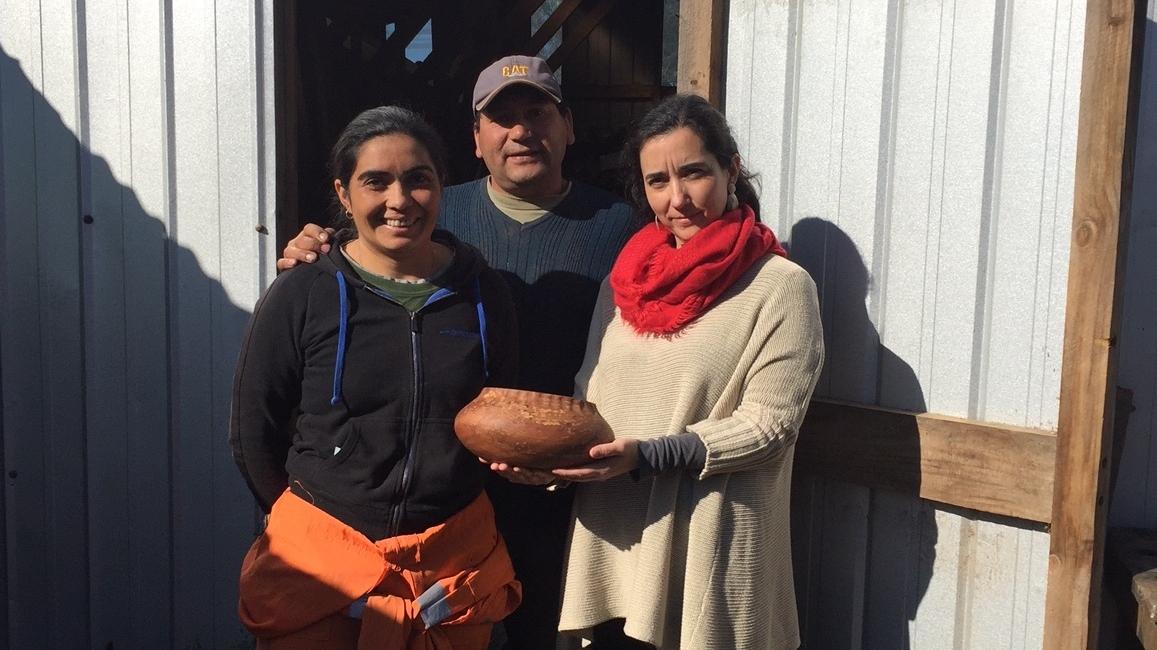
[229,229,518,539]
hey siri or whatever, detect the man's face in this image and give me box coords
[473,86,575,199]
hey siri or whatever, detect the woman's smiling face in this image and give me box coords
[639,126,739,247]
[335,133,442,259]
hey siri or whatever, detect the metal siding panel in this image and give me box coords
[910,509,964,649]
[927,0,996,418]
[789,474,819,644]
[0,3,52,647]
[974,526,1049,650]
[862,490,933,649]
[169,0,252,645]
[963,520,1020,647]
[0,18,9,647]
[827,0,888,405]
[1014,527,1050,649]
[1025,528,1049,648]
[31,0,91,645]
[983,0,1079,429]
[725,0,792,237]
[78,0,176,645]
[791,0,844,401]
[81,0,133,647]
[3,0,274,643]
[123,0,175,644]
[812,480,870,649]
[879,0,943,413]
[211,2,265,646]
[725,0,1079,646]
[1036,0,1083,431]
[258,0,277,277]
[1028,0,1081,432]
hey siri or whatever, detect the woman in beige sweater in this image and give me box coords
[547,94,825,649]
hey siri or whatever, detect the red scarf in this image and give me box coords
[610,205,787,336]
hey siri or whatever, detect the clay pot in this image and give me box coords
[454,388,615,469]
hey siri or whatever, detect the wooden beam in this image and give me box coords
[1043,0,1139,647]
[545,0,620,72]
[676,0,727,106]
[525,0,583,59]
[795,400,1057,523]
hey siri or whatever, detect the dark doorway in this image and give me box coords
[273,0,673,246]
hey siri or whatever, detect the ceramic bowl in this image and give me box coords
[454,387,614,469]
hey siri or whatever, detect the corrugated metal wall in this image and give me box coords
[1111,0,1157,531]
[0,0,276,647]
[726,1,1085,647]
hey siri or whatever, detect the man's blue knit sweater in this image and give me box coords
[438,178,639,397]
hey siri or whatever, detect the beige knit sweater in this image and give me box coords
[558,253,824,650]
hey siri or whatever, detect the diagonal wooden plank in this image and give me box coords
[526,0,582,57]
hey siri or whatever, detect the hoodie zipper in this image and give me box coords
[365,285,458,538]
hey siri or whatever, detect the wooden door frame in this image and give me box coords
[678,0,1143,646]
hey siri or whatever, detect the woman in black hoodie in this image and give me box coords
[229,106,521,648]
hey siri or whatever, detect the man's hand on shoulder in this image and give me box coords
[276,223,334,271]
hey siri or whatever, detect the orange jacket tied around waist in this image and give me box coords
[239,490,522,648]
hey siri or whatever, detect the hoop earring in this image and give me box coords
[654,214,663,230]
[726,183,739,211]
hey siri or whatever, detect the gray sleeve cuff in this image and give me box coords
[636,432,708,477]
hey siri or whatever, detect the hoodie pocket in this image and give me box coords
[323,421,360,465]
[324,417,408,471]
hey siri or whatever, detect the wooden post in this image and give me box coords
[676,0,727,107]
[1043,0,1139,647]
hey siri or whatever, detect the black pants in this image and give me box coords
[486,475,574,650]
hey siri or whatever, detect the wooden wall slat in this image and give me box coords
[797,401,1058,523]
[544,0,619,73]
[676,0,726,105]
[527,0,581,57]
[1043,0,1139,646]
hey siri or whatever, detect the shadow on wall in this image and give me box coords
[0,46,257,648]
[785,218,935,650]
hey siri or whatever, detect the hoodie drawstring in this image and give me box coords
[331,271,350,405]
[331,269,489,400]
[473,276,490,380]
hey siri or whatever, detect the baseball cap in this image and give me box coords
[472,55,563,112]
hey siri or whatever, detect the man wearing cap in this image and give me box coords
[277,55,639,649]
